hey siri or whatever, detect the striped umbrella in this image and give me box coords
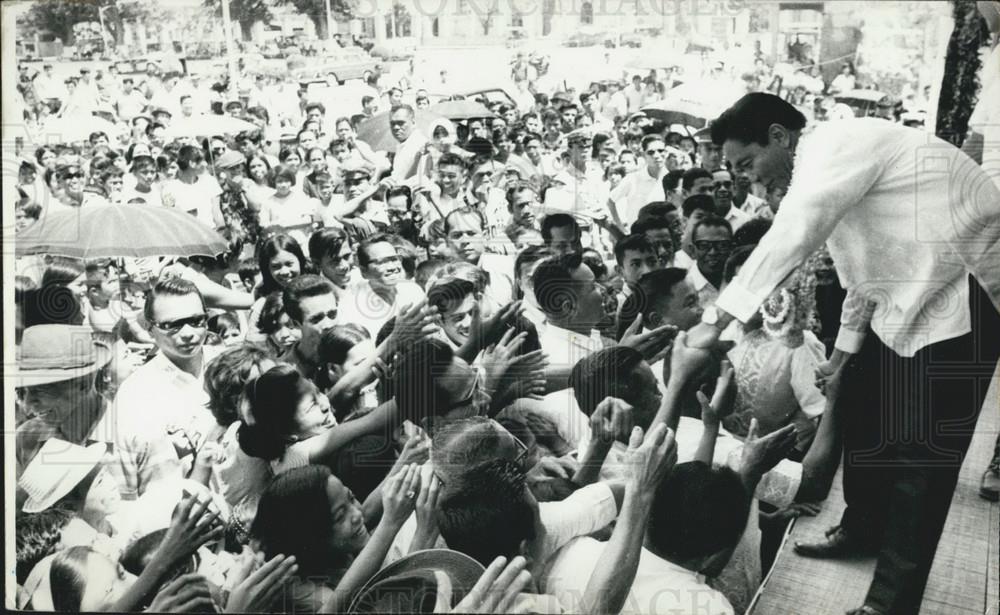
[15,202,228,259]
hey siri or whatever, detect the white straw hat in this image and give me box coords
[18,439,106,513]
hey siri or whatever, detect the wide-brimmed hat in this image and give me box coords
[18,438,106,513]
[348,549,486,614]
[14,325,113,388]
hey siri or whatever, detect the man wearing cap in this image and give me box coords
[14,326,116,474]
[225,99,245,119]
[216,150,263,257]
[326,161,390,241]
[609,134,668,229]
[547,129,610,220]
[151,107,173,128]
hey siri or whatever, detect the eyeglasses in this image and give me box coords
[64,171,84,179]
[306,308,338,326]
[152,314,208,334]
[693,240,734,253]
[645,148,666,156]
[432,418,530,487]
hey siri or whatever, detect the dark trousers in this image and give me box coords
[839,278,1000,614]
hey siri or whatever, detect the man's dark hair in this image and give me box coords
[282,274,335,323]
[390,337,457,425]
[710,93,807,147]
[636,201,676,221]
[640,133,665,151]
[444,206,486,235]
[437,152,466,171]
[357,233,397,269]
[390,103,415,117]
[662,169,685,193]
[614,233,657,265]
[361,94,375,106]
[540,213,579,242]
[531,252,584,318]
[143,277,205,325]
[203,344,274,427]
[647,462,750,562]
[733,217,773,247]
[691,214,733,242]
[681,194,715,218]
[723,245,756,284]
[436,458,535,567]
[304,101,326,114]
[617,268,689,339]
[681,167,712,193]
[570,346,645,416]
[630,215,672,236]
[309,227,351,263]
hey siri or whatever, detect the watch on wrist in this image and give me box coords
[701,306,724,329]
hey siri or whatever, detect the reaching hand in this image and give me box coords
[740,419,797,482]
[814,359,845,398]
[624,423,678,496]
[148,574,216,613]
[412,473,442,550]
[589,397,635,447]
[698,360,736,426]
[526,455,580,485]
[382,463,421,529]
[156,496,224,568]
[617,315,678,362]
[669,330,714,384]
[453,556,532,614]
[392,300,439,347]
[471,301,524,352]
[490,349,548,411]
[760,501,822,522]
[395,429,431,468]
[224,553,298,613]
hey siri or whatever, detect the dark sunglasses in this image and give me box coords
[645,148,666,156]
[152,314,208,334]
[694,240,734,253]
[306,309,338,326]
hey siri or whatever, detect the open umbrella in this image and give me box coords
[356,109,443,153]
[641,81,744,128]
[163,114,258,139]
[16,202,228,259]
[429,100,497,121]
[41,115,124,143]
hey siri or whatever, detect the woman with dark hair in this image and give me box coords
[35,145,57,171]
[257,291,302,355]
[245,233,310,343]
[161,144,224,230]
[156,150,179,181]
[245,153,273,188]
[260,163,318,228]
[250,463,421,613]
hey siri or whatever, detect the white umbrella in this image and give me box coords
[163,114,258,138]
[40,115,124,143]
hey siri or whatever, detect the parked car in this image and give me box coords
[563,31,604,47]
[291,48,379,85]
[370,37,416,61]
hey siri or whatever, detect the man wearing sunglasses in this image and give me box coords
[685,215,734,310]
[608,134,668,229]
[100,278,219,496]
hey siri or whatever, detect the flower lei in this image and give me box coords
[760,288,796,339]
[758,248,826,343]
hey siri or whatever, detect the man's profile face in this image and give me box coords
[655,280,702,331]
[723,129,794,196]
[440,293,478,346]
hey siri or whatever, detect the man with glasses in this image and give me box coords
[685,215,734,309]
[711,169,752,232]
[99,278,218,495]
[609,134,668,229]
[337,234,426,338]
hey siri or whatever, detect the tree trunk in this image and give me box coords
[935,0,986,147]
[239,18,254,41]
[314,12,329,39]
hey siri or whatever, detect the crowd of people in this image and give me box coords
[11,5,1000,612]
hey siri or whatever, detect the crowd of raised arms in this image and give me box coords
[10,44,970,615]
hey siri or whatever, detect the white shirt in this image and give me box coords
[337,279,426,338]
[722,204,753,232]
[970,44,1000,191]
[543,538,734,615]
[538,322,605,369]
[686,264,720,309]
[624,86,645,113]
[161,175,222,229]
[260,191,318,228]
[390,130,428,181]
[737,193,771,219]
[716,118,1000,357]
[610,167,666,228]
